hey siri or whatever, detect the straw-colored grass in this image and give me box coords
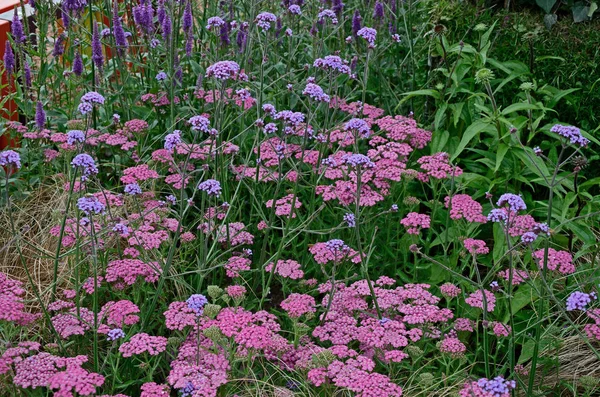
[0,178,71,306]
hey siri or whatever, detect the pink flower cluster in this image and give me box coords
[265,259,304,279]
[445,194,487,223]
[0,273,39,325]
[533,248,576,275]
[265,194,302,218]
[465,290,496,312]
[463,238,490,255]
[400,212,430,235]
[119,333,168,357]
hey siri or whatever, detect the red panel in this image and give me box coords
[0,0,21,16]
[1,18,19,149]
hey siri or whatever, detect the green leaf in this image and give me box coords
[536,0,557,13]
[493,223,505,264]
[501,102,541,116]
[451,120,495,162]
[505,284,537,322]
[589,2,598,17]
[573,5,590,22]
[494,144,509,172]
[543,13,558,30]
[398,89,441,106]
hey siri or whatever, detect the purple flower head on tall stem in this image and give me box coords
[72,51,83,76]
[161,14,172,44]
[332,0,344,16]
[0,150,21,169]
[92,24,104,68]
[186,294,208,315]
[112,2,128,55]
[496,193,526,212]
[182,0,192,33]
[220,22,230,47]
[62,0,88,17]
[53,33,66,57]
[352,10,362,37]
[12,9,25,43]
[198,179,222,197]
[77,196,105,215]
[71,153,98,180]
[62,8,70,29]
[185,32,193,56]
[157,0,165,25]
[236,23,248,53]
[24,60,31,89]
[3,41,15,75]
[35,101,46,130]
[373,1,384,21]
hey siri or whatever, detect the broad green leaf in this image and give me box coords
[493,223,506,264]
[501,102,541,116]
[505,284,537,322]
[573,5,590,22]
[543,13,558,30]
[398,89,441,106]
[451,120,495,161]
[536,0,557,13]
[589,2,598,17]
[494,144,509,172]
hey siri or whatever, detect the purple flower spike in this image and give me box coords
[35,101,46,130]
[3,41,14,75]
[72,51,84,76]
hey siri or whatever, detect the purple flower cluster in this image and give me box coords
[520,231,537,244]
[566,291,592,311]
[256,12,277,31]
[124,183,142,196]
[476,377,516,397]
[344,118,370,137]
[198,179,222,197]
[274,110,305,126]
[78,92,106,115]
[343,213,356,227]
[186,294,208,315]
[0,150,21,169]
[205,60,242,80]
[288,5,301,15]
[188,115,210,132]
[71,154,98,180]
[77,196,106,215]
[4,41,14,75]
[496,193,526,212]
[344,153,375,168]
[302,82,330,102]
[206,16,225,29]
[313,55,351,75]
[357,27,377,47]
[35,102,46,130]
[318,9,338,25]
[107,328,125,341]
[487,209,508,223]
[164,131,181,150]
[67,130,86,145]
[550,124,590,147]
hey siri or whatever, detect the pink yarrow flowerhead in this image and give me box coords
[465,290,496,312]
[119,333,167,357]
[309,239,362,265]
[463,238,489,255]
[400,212,430,235]
[281,293,316,318]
